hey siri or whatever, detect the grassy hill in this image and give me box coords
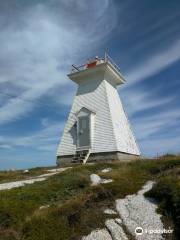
[0,157,179,240]
[0,167,55,184]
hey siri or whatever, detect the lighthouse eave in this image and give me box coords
[68,62,125,86]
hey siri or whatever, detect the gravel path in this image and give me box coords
[0,167,71,191]
[82,229,112,240]
[105,219,128,240]
[116,181,164,240]
[82,180,164,240]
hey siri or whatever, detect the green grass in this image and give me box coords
[0,159,179,240]
[0,167,56,184]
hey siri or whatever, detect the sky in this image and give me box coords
[0,0,180,170]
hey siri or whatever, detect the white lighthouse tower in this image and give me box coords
[57,54,140,165]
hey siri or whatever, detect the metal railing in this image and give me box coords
[71,64,86,73]
[105,53,122,74]
[71,52,122,74]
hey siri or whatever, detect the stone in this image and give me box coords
[101,168,112,173]
[105,219,128,240]
[39,205,50,210]
[104,209,117,215]
[101,179,113,184]
[90,174,113,186]
[116,181,164,240]
[90,174,102,186]
[114,218,122,225]
[82,228,112,240]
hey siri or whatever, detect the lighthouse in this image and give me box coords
[57,54,140,165]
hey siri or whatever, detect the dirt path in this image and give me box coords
[0,167,71,191]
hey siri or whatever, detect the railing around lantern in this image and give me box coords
[71,53,122,74]
[105,53,122,74]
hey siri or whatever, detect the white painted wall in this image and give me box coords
[57,74,140,156]
[105,80,140,155]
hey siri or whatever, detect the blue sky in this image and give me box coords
[0,0,180,170]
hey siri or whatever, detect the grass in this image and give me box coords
[145,166,180,239]
[0,158,179,240]
[0,167,56,184]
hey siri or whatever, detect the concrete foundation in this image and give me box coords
[56,151,140,166]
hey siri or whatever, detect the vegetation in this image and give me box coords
[0,157,179,240]
[0,167,55,184]
[145,165,180,239]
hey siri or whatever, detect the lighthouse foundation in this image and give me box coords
[57,151,140,166]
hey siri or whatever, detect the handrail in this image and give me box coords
[71,53,122,74]
[105,53,122,73]
[71,64,86,73]
[83,149,91,164]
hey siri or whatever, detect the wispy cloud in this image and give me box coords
[119,37,180,157]
[133,107,180,140]
[140,135,180,157]
[0,119,65,151]
[120,88,174,117]
[125,39,180,85]
[0,0,116,125]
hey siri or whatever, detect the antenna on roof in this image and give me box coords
[105,48,108,62]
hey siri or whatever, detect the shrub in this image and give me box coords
[134,158,180,175]
[0,210,11,228]
[145,175,180,238]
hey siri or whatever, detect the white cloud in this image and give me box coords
[118,38,180,156]
[140,135,180,157]
[125,104,180,157]
[120,88,174,117]
[125,39,180,85]
[0,0,116,125]
[133,107,180,140]
[0,120,65,151]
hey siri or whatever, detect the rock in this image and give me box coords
[105,219,128,240]
[90,174,113,186]
[116,181,164,240]
[83,181,164,240]
[90,174,102,186]
[39,205,50,210]
[82,228,112,240]
[114,218,122,225]
[101,168,112,173]
[101,179,113,184]
[104,209,117,215]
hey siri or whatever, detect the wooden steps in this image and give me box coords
[72,150,90,164]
